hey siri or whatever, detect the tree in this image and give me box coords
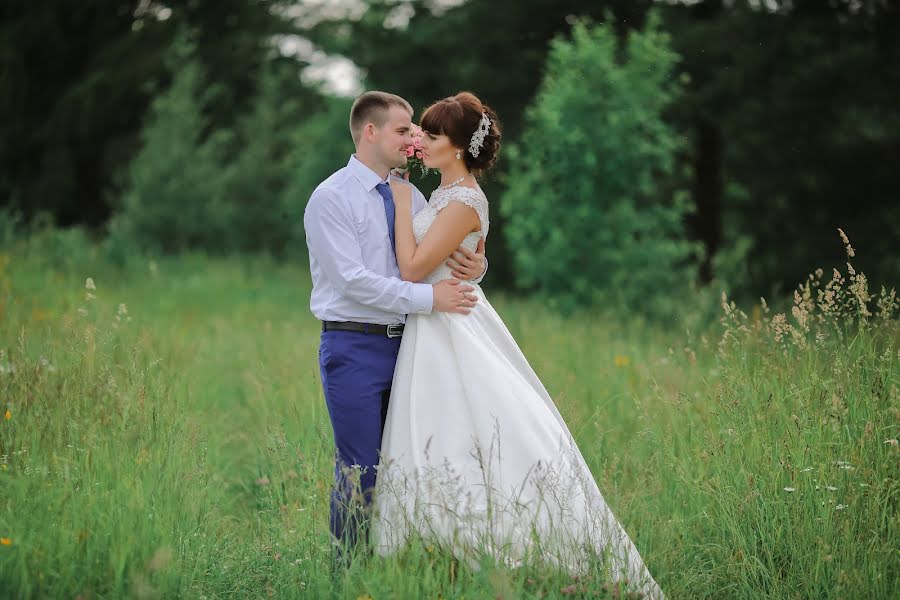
[503,16,698,318]
[302,0,656,286]
[110,36,232,253]
[0,0,297,228]
[662,0,900,293]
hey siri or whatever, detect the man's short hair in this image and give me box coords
[349,91,414,145]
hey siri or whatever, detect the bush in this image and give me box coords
[502,15,699,319]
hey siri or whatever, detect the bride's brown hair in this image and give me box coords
[420,91,502,174]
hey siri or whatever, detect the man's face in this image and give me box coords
[373,106,414,169]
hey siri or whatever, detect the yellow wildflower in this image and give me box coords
[4,409,10,421]
[614,355,631,367]
[0,538,11,546]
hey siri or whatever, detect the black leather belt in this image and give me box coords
[322,321,405,338]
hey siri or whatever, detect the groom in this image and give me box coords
[304,91,487,555]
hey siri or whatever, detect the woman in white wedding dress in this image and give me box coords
[373,92,664,598]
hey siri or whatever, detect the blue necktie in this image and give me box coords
[375,182,396,255]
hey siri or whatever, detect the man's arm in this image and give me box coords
[448,238,488,283]
[305,189,433,315]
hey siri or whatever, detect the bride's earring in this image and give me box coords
[456,149,462,160]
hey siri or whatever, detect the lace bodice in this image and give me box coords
[413,185,490,284]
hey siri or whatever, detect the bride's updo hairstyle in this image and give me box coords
[420,91,502,174]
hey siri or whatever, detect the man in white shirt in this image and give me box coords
[304,91,487,556]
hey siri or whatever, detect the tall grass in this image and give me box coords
[0,229,896,599]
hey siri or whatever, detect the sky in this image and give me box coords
[275,0,468,96]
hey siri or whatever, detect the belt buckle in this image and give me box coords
[386,324,403,338]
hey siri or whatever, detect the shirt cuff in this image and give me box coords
[409,282,434,314]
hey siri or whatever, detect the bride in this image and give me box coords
[373,91,664,598]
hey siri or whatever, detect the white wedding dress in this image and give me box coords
[372,185,664,598]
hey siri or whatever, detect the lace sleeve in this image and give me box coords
[432,187,490,237]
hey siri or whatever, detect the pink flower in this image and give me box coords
[406,145,415,157]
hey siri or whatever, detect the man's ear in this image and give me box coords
[363,122,377,143]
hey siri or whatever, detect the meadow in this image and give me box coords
[0,228,897,599]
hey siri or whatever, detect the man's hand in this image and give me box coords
[433,279,478,315]
[447,237,486,280]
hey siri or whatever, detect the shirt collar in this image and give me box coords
[348,154,389,192]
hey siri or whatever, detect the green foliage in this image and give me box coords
[110,36,232,254]
[281,98,356,256]
[503,16,698,318]
[0,233,896,598]
[1,0,297,227]
[111,38,331,258]
[218,60,320,256]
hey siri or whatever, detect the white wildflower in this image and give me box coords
[837,228,855,257]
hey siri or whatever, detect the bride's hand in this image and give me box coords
[389,179,413,206]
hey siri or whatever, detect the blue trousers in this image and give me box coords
[318,329,402,549]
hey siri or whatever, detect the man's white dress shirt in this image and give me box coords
[304,155,435,326]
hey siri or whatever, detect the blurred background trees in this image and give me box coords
[2,0,898,315]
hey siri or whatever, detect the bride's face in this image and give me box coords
[421,131,462,170]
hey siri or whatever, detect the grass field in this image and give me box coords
[0,229,897,599]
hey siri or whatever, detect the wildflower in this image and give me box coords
[801,467,813,473]
[3,410,9,421]
[256,477,270,486]
[826,486,837,491]
[834,461,853,470]
[876,286,897,320]
[0,538,11,546]
[837,228,855,258]
[771,314,791,344]
[614,355,630,367]
[849,271,872,317]
[783,487,796,493]
[835,504,848,510]
[77,308,88,317]
[85,277,96,291]
[885,439,898,446]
